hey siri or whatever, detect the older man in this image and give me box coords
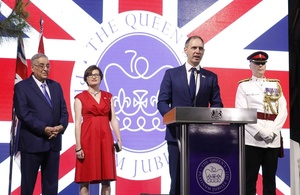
[14,53,69,195]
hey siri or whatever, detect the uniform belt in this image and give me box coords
[257,112,277,121]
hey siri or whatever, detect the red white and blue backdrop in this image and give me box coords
[0,0,290,194]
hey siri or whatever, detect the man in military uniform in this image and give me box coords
[235,51,288,195]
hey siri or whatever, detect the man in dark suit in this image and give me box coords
[157,36,223,195]
[13,53,69,195]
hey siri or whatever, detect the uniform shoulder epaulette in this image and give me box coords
[238,78,251,84]
[266,78,280,82]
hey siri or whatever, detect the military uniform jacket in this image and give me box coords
[235,75,287,148]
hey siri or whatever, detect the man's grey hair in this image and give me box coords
[31,53,48,65]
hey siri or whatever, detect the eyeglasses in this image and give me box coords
[88,74,100,78]
[33,63,50,69]
[251,61,266,66]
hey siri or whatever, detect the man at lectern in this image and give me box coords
[235,51,288,195]
[157,36,223,195]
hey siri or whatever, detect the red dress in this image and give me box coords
[75,90,116,183]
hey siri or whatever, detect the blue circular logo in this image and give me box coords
[196,157,231,194]
[97,32,181,151]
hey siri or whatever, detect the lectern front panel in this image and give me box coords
[189,124,240,194]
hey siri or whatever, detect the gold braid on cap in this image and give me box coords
[263,79,282,115]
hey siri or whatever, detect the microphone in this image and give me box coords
[193,70,200,107]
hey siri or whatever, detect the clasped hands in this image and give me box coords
[44,125,64,139]
[259,130,277,144]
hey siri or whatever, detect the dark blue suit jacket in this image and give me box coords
[13,75,69,153]
[157,64,223,141]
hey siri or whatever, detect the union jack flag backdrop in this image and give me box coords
[0,0,289,194]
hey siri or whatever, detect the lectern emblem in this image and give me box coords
[196,157,231,194]
[211,109,222,120]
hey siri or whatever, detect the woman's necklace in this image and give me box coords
[89,90,100,97]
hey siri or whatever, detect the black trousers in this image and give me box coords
[245,145,280,195]
[167,141,180,195]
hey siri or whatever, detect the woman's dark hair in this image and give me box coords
[83,65,103,85]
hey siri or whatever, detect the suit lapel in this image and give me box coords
[178,64,190,98]
[197,68,207,98]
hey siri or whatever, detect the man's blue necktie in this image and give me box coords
[41,83,52,107]
[189,67,196,102]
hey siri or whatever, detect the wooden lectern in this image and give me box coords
[163,107,256,195]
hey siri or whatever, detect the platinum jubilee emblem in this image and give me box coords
[71,10,186,182]
[196,157,231,194]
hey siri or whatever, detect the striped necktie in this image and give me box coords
[41,83,52,107]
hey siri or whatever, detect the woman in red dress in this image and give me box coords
[74,65,122,195]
